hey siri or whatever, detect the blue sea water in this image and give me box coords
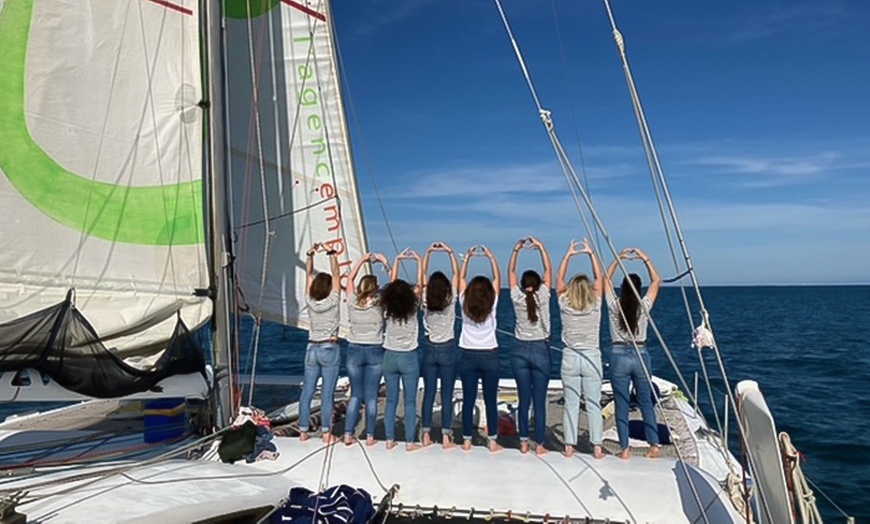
[2,285,867,521]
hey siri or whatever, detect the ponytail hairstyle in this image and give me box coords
[309,273,332,301]
[520,270,543,323]
[566,273,594,311]
[463,275,495,323]
[382,279,418,322]
[356,274,379,306]
[617,273,643,335]
[426,271,452,312]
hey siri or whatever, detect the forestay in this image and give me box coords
[0,0,211,356]
[225,0,367,330]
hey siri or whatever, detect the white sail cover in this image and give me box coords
[224,0,367,329]
[0,0,211,353]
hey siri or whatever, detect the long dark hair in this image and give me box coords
[463,276,495,323]
[382,279,418,322]
[426,271,452,312]
[617,273,643,335]
[309,273,332,301]
[520,270,542,323]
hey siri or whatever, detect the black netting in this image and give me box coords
[0,292,207,398]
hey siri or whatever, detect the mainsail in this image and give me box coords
[224,0,368,330]
[0,1,210,359]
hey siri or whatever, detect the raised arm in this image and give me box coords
[482,245,501,293]
[458,246,476,295]
[445,243,460,293]
[556,241,579,295]
[346,253,373,296]
[632,247,661,304]
[328,247,341,293]
[605,248,632,296]
[508,238,524,288]
[582,239,604,298]
[529,236,552,289]
[306,242,321,289]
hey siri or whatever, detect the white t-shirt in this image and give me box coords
[459,294,498,350]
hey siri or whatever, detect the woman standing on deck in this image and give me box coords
[299,242,342,443]
[605,247,662,460]
[557,239,605,459]
[507,236,552,455]
[420,242,460,449]
[458,245,503,452]
[382,249,423,451]
[343,252,391,446]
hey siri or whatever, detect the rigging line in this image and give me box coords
[600,0,735,437]
[530,455,594,518]
[492,3,710,516]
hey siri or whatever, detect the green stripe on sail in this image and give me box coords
[0,0,204,246]
[224,0,281,20]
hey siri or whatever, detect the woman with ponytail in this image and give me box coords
[605,247,662,460]
[508,236,552,455]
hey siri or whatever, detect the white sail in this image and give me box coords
[0,0,211,353]
[224,0,367,330]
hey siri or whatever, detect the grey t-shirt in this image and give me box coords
[307,290,340,341]
[606,291,653,345]
[510,286,551,341]
[423,295,456,343]
[347,294,384,345]
[383,313,419,351]
[558,294,601,350]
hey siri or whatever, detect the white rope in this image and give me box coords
[780,432,825,524]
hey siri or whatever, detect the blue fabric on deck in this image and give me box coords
[270,484,375,524]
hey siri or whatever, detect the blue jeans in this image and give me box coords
[458,349,500,440]
[345,343,384,438]
[298,342,341,433]
[561,348,603,446]
[511,339,551,444]
[610,346,659,449]
[383,349,420,442]
[421,339,459,435]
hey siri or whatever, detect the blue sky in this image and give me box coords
[331,1,870,285]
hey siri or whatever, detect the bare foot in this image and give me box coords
[406,443,422,452]
[422,432,432,447]
[322,433,338,444]
[520,441,530,454]
[462,440,472,451]
[442,435,456,450]
[620,448,631,460]
[366,435,377,447]
[593,445,605,460]
[488,439,504,453]
[646,445,661,459]
[343,434,357,445]
[535,444,549,456]
[563,445,574,458]
[299,431,310,442]
[386,440,398,450]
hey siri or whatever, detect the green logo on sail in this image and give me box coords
[0,0,204,246]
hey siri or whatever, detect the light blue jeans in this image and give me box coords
[561,348,603,446]
[511,339,551,444]
[298,342,341,433]
[610,346,659,449]
[344,343,384,439]
[383,349,420,442]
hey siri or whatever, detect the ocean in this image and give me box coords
[2,285,867,521]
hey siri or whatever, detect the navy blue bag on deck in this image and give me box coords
[270,484,375,524]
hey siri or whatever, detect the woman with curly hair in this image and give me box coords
[420,242,460,449]
[381,249,423,451]
[298,242,341,443]
[458,245,502,452]
[605,247,662,460]
[507,236,553,455]
[343,252,391,446]
[557,238,605,459]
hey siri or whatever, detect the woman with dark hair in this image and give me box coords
[381,249,423,451]
[420,242,460,449]
[605,247,662,460]
[298,242,342,443]
[458,245,502,452]
[557,238,605,459]
[507,236,552,455]
[343,252,391,446]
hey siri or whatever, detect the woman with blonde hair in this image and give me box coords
[507,236,553,455]
[420,242,460,449]
[298,242,341,443]
[457,245,502,452]
[343,252,390,446]
[381,249,423,451]
[557,238,605,459]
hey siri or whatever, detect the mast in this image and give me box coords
[203,0,236,426]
